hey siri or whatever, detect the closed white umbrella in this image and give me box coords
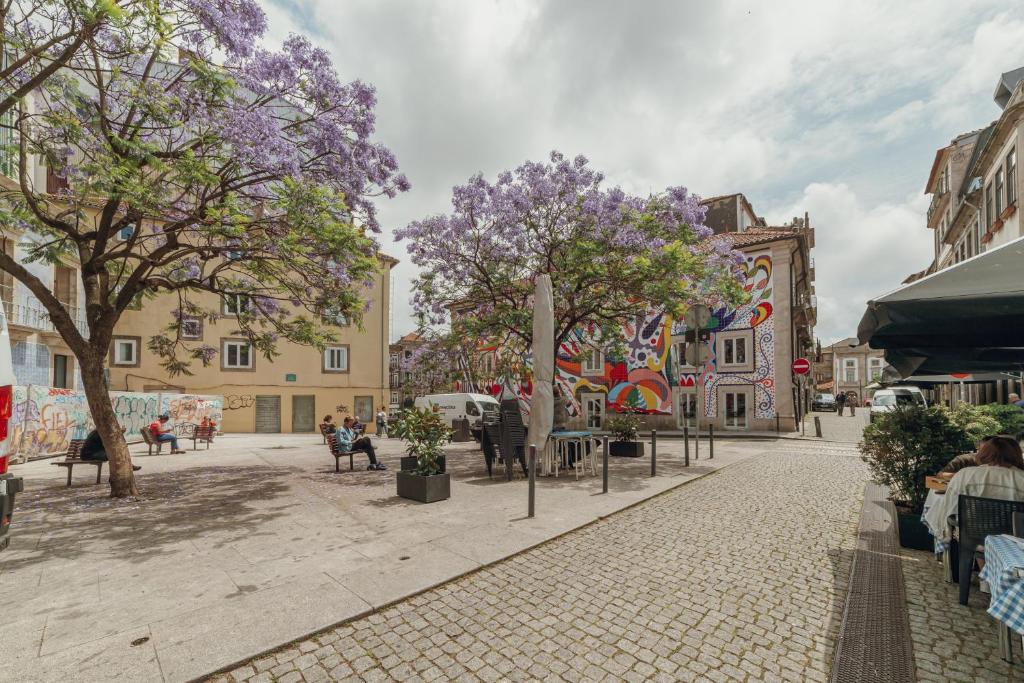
[528,274,554,463]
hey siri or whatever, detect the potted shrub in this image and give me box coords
[606,413,644,457]
[393,407,453,503]
[860,405,969,550]
[976,403,1024,440]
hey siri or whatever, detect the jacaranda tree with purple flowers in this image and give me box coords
[0,1,408,497]
[396,151,746,379]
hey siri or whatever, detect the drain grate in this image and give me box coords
[831,483,916,683]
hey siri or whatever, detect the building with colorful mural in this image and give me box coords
[477,193,816,433]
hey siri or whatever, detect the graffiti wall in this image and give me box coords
[8,386,223,461]
[477,249,776,421]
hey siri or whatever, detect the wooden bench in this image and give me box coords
[319,423,334,444]
[326,434,355,472]
[51,440,104,487]
[140,428,164,455]
[180,424,215,450]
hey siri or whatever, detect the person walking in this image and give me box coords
[836,392,846,417]
[337,416,386,470]
[375,409,388,438]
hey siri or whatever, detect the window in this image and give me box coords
[581,348,603,376]
[465,401,481,417]
[223,294,249,315]
[673,340,695,372]
[323,345,349,373]
[724,391,748,429]
[868,357,884,381]
[1008,147,1017,206]
[723,338,747,365]
[843,358,857,383]
[390,391,399,405]
[117,223,135,240]
[46,165,68,194]
[986,182,995,228]
[112,337,139,367]
[582,393,604,429]
[996,168,1004,217]
[180,317,202,340]
[390,372,399,386]
[226,249,245,261]
[322,306,348,327]
[222,340,253,370]
[0,105,18,181]
[53,354,70,389]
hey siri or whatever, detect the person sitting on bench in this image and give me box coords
[81,427,142,471]
[149,414,186,454]
[337,416,385,470]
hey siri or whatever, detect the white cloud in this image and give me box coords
[263,0,1024,341]
[766,183,933,345]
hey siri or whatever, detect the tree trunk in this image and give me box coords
[78,355,139,497]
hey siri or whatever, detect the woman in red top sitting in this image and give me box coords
[149,414,185,453]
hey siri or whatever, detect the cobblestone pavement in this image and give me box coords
[208,446,867,682]
[806,410,869,444]
[902,548,1024,682]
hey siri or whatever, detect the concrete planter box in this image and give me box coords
[610,441,644,458]
[396,471,451,504]
[400,456,445,473]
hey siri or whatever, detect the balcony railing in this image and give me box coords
[927,190,949,226]
[2,286,89,338]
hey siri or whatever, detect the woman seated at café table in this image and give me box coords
[924,436,1024,545]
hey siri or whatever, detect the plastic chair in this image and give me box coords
[957,495,1024,605]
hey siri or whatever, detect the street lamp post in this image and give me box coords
[684,304,712,456]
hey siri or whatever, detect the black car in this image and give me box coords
[812,393,837,411]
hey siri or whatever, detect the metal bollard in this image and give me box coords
[528,444,536,518]
[650,430,657,477]
[776,414,780,433]
[602,436,609,493]
[814,416,822,438]
[695,422,699,460]
[683,425,690,467]
[709,424,714,459]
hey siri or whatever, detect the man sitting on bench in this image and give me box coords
[81,427,142,471]
[149,414,186,454]
[337,416,386,470]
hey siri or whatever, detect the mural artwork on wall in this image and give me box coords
[9,386,224,461]
[674,251,776,418]
[478,249,775,420]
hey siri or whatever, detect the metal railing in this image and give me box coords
[2,285,88,337]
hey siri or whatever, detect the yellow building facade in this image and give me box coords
[107,259,394,435]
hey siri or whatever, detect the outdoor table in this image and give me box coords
[980,534,1024,661]
[546,431,594,476]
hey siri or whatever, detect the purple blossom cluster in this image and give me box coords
[395,151,737,324]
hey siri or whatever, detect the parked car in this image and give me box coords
[812,393,837,411]
[0,306,24,552]
[869,387,927,422]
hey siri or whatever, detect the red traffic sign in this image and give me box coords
[792,357,811,375]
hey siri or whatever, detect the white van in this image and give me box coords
[414,393,500,437]
[869,387,927,422]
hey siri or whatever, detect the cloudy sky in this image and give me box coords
[264,0,1024,344]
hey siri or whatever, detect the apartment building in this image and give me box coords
[0,154,89,389]
[0,108,395,435]
[388,331,424,413]
[908,65,1024,403]
[485,193,816,433]
[823,338,885,405]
